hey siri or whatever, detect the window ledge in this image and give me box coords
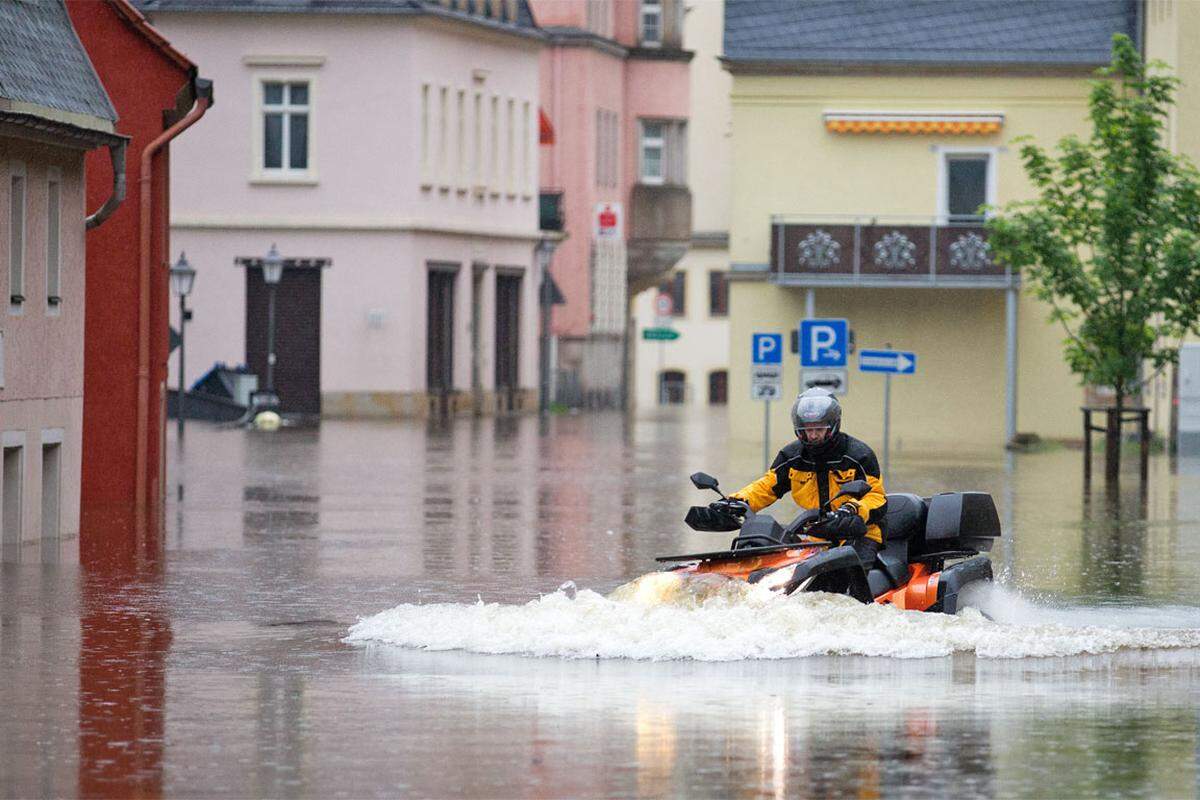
[250,172,319,186]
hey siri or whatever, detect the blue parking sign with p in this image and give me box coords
[752,333,782,365]
[799,319,848,367]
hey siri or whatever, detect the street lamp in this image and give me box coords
[256,243,283,411]
[170,251,196,440]
[535,237,559,414]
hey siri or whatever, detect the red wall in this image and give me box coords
[66,0,193,558]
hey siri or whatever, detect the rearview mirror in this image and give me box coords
[835,480,871,500]
[690,472,720,491]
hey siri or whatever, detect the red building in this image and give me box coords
[66,0,212,560]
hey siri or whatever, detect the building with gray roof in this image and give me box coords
[723,0,1139,71]
[0,0,121,145]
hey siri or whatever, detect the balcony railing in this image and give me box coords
[769,215,1016,288]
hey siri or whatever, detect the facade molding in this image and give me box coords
[540,26,627,58]
[627,46,694,63]
[172,214,543,241]
[720,59,1104,78]
[242,54,326,67]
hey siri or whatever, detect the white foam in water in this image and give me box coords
[346,572,1200,661]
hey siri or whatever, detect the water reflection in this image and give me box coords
[78,560,169,799]
[2,411,1200,798]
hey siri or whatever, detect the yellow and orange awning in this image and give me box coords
[823,112,1004,136]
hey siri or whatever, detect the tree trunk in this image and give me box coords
[1105,387,1124,484]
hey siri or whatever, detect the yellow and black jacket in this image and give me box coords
[729,433,887,544]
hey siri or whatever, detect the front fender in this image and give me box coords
[781,545,867,598]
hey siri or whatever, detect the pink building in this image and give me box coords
[533,0,692,407]
[0,1,125,558]
[141,0,544,418]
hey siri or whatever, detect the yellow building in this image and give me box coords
[725,0,1199,455]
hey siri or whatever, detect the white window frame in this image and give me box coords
[46,166,61,313]
[457,89,469,193]
[489,94,500,196]
[251,75,317,184]
[8,161,26,315]
[472,90,485,196]
[640,0,662,46]
[639,120,666,185]
[438,85,450,190]
[522,100,532,199]
[935,146,998,224]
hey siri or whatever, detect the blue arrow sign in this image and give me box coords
[751,333,783,365]
[859,349,916,374]
[799,319,848,367]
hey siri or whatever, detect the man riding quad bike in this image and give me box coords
[671,389,1001,612]
[692,387,887,574]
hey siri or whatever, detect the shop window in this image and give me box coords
[3,444,22,544]
[41,441,60,539]
[708,370,728,405]
[659,370,685,404]
[657,271,685,317]
[708,270,727,317]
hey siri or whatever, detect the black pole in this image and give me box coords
[266,281,277,394]
[539,281,551,414]
[177,294,186,440]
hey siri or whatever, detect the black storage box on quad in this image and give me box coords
[922,492,1001,552]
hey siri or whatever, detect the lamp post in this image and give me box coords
[259,243,283,410]
[169,251,196,440]
[535,237,559,414]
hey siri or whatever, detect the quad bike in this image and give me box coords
[656,472,1002,614]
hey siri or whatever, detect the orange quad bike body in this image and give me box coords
[680,545,943,612]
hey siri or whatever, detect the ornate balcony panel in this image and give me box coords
[769,216,1014,288]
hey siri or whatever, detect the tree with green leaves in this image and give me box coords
[987,34,1200,482]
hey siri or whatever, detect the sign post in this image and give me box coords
[752,333,783,470]
[858,345,917,482]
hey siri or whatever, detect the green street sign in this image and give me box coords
[642,327,680,341]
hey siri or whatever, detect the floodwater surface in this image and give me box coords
[2,409,1200,798]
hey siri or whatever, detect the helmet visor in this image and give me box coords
[798,423,832,444]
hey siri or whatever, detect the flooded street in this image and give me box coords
[2,409,1200,798]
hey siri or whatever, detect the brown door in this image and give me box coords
[427,269,456,397]
[245,266,322,415]
[495,274,521,409]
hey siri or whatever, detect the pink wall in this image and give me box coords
[0,141,88,542]
[540,43,626,338]
[149,10,544,398]
[535,0,691,340]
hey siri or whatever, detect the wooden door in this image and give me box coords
[245,266,322,415]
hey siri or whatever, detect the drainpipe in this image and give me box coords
[85,140,127,230]
[135,80,213,535]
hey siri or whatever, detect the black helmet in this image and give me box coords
[791,387,841,453]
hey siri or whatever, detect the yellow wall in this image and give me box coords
[1145,0,1200,435]
[726,73,1114,451]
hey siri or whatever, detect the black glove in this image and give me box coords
[684,501,746,532]
[808,507,867,541]
[710,499,750,518]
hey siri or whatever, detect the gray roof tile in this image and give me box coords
[0,0,116,122]
[138,0,539,30]
[724,0,1138,67]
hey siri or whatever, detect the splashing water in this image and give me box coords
[346,572,1200,661]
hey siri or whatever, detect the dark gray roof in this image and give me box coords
[0,0,116,124]
[724,0,1138,68]
[138,0,538,30]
